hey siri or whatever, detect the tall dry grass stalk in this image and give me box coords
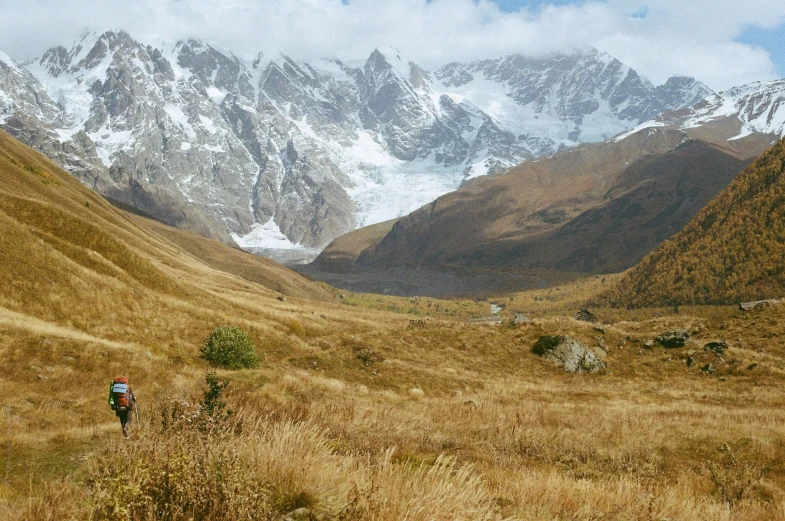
[341,449,495,521]
[77,405,498,520]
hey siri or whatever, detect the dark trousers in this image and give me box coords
[117,409,133,436]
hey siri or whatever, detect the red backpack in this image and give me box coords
[108,376,132,411]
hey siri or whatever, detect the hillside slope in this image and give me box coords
[476,140,750,273]
[304,126,757,296]
[304,79,785,297]
[600,137,785,307]
[0,127,331,331]
[310,218,398,272]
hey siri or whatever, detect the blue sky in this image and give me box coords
[491,0,586,11]
[0,0,784,90]
[738,22,785,78]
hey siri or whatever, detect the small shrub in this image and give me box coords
[354,347,383,366]
[158,373,232,434]
[200,326,260,369]
[200,371,232,423]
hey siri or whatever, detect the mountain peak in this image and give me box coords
[0,49,20,71]
[1,34,734,254]
[366,46,412,80]
[373,45,404,62]
[668,78,785,139]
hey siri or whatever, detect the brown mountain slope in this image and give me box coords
[304,127,760,296]
[357,128,692,267]
[463,140,750,273]
[311,218,398,272]
[599,137,785,307]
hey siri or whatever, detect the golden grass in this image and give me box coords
[2,129,785,519]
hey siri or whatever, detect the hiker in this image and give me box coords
[108,376,137,436]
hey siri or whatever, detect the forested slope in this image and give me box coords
[601,138,785,307]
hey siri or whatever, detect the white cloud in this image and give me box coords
[0,0,783,90]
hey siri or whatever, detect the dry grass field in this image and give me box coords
[2,129,785,520]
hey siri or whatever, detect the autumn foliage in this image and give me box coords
[600,137,785,307]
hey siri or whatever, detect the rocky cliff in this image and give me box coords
[0,32,712,250]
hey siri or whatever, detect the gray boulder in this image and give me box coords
[532,335,605,373]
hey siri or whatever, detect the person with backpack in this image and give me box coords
[107,376,137,436]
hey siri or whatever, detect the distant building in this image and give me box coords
[513,314,531,324]
[739,299,780,311]
[574,309,598,323]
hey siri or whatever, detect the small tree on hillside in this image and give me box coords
[200,326,259,369]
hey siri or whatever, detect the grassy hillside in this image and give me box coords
[131,214,333,300]
[3,129,785,520]
[601,137,785,307]
[304,129,757,297]
[311,218,398,272]
[459,140,749,273]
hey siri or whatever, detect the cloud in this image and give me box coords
[0,0,783,90]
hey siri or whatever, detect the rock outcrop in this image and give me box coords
[532,335,605,373]
[656,330,690,348]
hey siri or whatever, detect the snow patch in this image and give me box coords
[198,114,218,134]
[375,45,412,81]
[434,73,574,144]
[347,159,466,228]
[232,219,301,249]
[0,90,14,123]
[309,59,353,84]
[88,128,133,166]
[613,120,666,142]
[205,86,227,105]
[164,104,196,139]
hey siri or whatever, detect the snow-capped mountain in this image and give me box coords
[304,78,785,294]
[617,79,785,143]
[0,31,712,251]
[434,52,711,149]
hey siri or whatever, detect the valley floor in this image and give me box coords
[2,288,785,520]
[293,263,569,298]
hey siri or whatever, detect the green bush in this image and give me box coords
[200,326,259,369]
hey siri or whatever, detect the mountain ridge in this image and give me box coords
[0,30,711,252]
[302,80,785,296]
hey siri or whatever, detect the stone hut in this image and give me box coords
[573,309,598,323]
[739,299,780,311]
